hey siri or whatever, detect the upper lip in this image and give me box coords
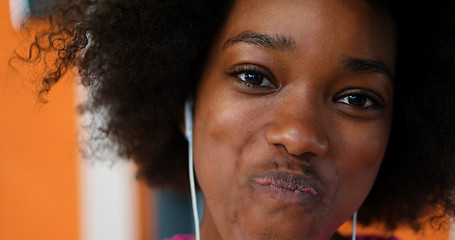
[249,169,321,196]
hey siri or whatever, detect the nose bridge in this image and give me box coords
[266,90,329,157]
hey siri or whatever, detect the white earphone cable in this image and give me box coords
[185,100,200,240]
[352,211,358,240]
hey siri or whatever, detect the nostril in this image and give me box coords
[266,121,329,157]
[274,143,289,154]
[275,143,317,159]
[293,152,317,161]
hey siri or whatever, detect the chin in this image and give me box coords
[231,215,332,240]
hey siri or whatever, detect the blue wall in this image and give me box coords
[156,190,204,239]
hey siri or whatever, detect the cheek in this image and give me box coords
[192,84,249,200]
[331,119,391,210]
[193,69,268,179]
[342,124,388,169]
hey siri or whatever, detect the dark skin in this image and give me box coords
[192,0,395,239]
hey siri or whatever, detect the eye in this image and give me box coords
[337,95,374,107]
[228,64,277,89]
[237,72,273,87]
[334,89,383,109]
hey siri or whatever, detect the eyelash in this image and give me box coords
[334,88,384,109]
[228,65,277,89]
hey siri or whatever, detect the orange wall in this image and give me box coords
[338,220,448,240]
[0,1,79,240]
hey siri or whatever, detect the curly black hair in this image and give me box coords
[22,0,455,232]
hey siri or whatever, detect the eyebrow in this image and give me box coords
[223,31,296,51]
[223,32,393,81]
[342,56,394,81]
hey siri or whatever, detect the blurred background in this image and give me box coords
[0,0,453,239]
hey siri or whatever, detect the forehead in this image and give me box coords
[216,0,396,71]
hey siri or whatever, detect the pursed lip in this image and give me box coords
[249,169,321,204]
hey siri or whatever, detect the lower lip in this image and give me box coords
[250,181,320,205]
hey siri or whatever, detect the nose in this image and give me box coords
[265,103,329,157]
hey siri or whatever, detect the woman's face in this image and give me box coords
[193,0,395,239]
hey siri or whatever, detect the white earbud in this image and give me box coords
[185,100,200,240]
[184,100,193,141]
